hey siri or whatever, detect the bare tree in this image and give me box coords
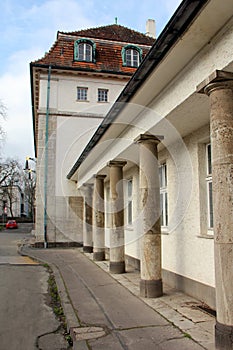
[23,171,36,220]
[0,101,7,157]
[0,159,22,217]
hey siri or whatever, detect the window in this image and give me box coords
[126,49,139,67]
[121,45,142,67]
[78,43,92,61]
[206,144,213,229]
[105,187,111,228]
[159,164,168,227]
[74,39,96,62]
[98,89,108,102]
[77,87,88,101]
[126,179,133,225]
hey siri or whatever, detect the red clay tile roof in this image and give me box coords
[59,24,155,45]
[32,24,154,75]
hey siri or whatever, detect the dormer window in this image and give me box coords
[122,45,142,67]
[74,39,96,62]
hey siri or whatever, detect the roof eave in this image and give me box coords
[30,62,133,77]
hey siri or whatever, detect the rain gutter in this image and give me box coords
[43,65,51,248]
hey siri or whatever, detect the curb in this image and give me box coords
[18,245,89,350]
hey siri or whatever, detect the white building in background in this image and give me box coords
[30,23,154,244]
[0,185,23,218]
[66,1,233,348]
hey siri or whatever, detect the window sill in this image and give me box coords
[197,234,214,239]
[122,65,138,68]
[161,228,169,235]
[76,100,89,102]
[125,225,133,231]
[97,101,109,104]
[74,60,96,64]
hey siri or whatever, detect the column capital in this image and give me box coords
[134,133,164,144]
[196,70,233,95]
[82,183,94,195]
[82,183,94,189]
[107,160,127,168]
[94,174,107,180]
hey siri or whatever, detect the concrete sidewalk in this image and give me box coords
[20,246,215,350]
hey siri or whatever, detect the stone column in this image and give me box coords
[83,184,93,253]
[107,160,127,274]
[93,175,106,261]
[135,134,164,298]
[197,70,233,349]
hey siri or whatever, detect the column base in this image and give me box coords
[83,246,93,253]
[93,251,105,261]
[109,261,125,274]
[140,279,163,298]
[215,321,233,349]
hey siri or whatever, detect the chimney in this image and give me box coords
[146,19,156,39]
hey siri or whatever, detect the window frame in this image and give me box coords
[105,186,111,228]
[77,87,88,101]
[98,89,108,103]
[159,163,168,228]
[125,178,133,226]
[206,143,213,230]
[74,39,96,62]
[121,45,142,68]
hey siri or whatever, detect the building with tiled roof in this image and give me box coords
[34,24,154,71]
[30,22,155,244]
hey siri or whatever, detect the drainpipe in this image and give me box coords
[44,65,51,248]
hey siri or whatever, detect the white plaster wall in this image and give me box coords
[148,17,233,119]
[36,64,130,243]
[39,78,58,110]
[160,127,215,288]
[124,167,141,260]
[77,17,233,187]
[39,74,126,115]
[56,115,103,197]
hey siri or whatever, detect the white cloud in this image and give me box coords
[0,0,95,162]
[0,69,34,162]
[0,46,41,161]
[0,0,182,162]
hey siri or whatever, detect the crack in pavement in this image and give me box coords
[36,325,70,350]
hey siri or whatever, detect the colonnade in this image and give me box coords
[82,70,233,348]
[197,70,233,349]
[82,134,163,297]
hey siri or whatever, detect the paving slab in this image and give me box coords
[0,265,62,350]
[20,247,213,349]
[38,333,69,350]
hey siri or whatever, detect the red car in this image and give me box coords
[6,220,18,229]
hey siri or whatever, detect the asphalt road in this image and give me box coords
[0,223,69,350]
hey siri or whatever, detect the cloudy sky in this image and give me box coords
[0,0,182,164]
